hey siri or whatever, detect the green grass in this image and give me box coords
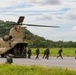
[0,64,76,75]
[30,48,76,57]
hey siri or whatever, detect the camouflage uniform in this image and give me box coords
[43,49,47,59]
[6,54,13,64]
[57,48,63,59]
[35,48,40,59]
[22,48,27,58]
[45,48,50,59]
[27,48,32,59]
[75,50,76,59]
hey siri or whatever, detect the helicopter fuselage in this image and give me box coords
[0,25,28,58]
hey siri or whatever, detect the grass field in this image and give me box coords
[30,48,76,57]
[0,64,76,75]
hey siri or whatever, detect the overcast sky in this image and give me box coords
[0,0,76,41]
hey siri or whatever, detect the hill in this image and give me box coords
[0,20,76,48]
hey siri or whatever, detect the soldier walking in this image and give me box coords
[43,48,50,59]
[75,50,76,59]
[27,48,32,59]
[35,48,40,59]
[45,48,50,59]
[57,48,63,59]
[43,49,47,59]
[22,47,27,58]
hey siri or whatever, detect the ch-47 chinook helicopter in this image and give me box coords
[0,16,59,58]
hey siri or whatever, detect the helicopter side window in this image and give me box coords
[9,36,13,40]
[9,35,14,42]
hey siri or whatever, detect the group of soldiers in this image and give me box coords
[22,48,63,60]
[36,48,63,59]
[27,48,50,59]
[6,48,76,64]
[6,48,63,64]
[6,48,50,64]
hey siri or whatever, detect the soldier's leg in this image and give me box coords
[46,54,48,59]
[29,55,30,58]
[45,55,47,59]
[57,56,59,58]
[28,54,29,58]
[37,54,38,58]
[57,55,60,58]
[29,54,31,58]
[25,54,26,58]
[37,54,39,59]
[61,55,63,59]
[36,54,37,59]
[43,54,45,59]
[47,55,49,59]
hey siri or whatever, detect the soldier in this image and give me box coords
[45,48,50,59]
[14,48,17,57]
[43,49,47,59]
[22,47,27,58]
[75,50,76,59]
[17,47,21,56]
[35,48,40,59]
[27,48,32,59]
[6,54,13,64]
[57,48,63,59]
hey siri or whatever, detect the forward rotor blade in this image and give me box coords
[17,16,25,25]
[23,24,59,28]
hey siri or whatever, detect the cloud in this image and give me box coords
[64,7,76,20]
[60,7,76,20]
[55,6,76,25]
[36,13,52,20]
[0,0,25,8]
[0,0,60,8]
[30,0,60,5]
[45,0,60,5]
[72,26,76,30]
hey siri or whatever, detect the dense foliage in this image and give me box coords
[0,20,76,48]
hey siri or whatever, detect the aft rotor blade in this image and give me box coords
[17,16,25,25]
[23,24,59,28]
